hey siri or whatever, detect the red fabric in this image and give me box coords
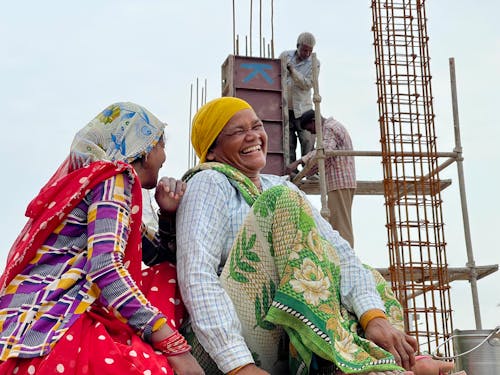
[140,262,186,330]
[0,160,143,292]
[0,160,184,373]
[0,263,184,374]
[0,308,173,374]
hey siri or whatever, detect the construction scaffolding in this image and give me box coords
[291,0,498,357]
[371,0,454,354]
[211,0,499,359]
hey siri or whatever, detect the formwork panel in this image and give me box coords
[261,121,283,154]
[263,154,284,176]
[223,55,282,92]
[234,89,282,121]
[221,54,286,175]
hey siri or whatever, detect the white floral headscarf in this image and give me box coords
[69,102,166,171]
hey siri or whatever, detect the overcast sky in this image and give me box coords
[1,1,498,335]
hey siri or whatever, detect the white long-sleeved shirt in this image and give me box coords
[176,170,384,373]
[279,49,320,118]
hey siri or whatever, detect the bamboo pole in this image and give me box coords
[188,83,193,168]
[311,53,329,220]
[292,150,459,184]
[281,57,290,166]
[449,57,482,329]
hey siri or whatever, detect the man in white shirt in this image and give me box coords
[279,32,320,165]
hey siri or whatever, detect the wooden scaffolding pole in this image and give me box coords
[449,57,482,329]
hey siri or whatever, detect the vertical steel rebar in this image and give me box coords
[271,0,275,58]
[232,0,236,55]
[370,0,453,355]
[249,0,253,56]
[259,0,262,57]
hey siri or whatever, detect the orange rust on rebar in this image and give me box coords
[370,0,453,355]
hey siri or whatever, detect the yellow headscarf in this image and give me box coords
[191,97,252,163]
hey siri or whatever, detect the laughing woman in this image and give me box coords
[0,102,203,375]
[176,97,456,375]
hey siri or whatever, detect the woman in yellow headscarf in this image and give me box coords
[176,97,456,375]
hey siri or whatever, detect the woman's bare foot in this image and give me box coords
[363,371,413,375]
[333,369,413,374]
[411,356,456,375]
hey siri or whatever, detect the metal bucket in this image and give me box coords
[451,328,500,375]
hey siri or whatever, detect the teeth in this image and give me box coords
[242,145,261,154]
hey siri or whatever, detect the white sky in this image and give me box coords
[1,1,498,335]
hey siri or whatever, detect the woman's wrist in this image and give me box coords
[152,317,167,333]
[227,363,254,375]
[152,329,191,356]
[158,207,176,216]
[359,308,387,331]
[151,320,174,341]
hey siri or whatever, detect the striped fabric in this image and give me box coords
[0,172,164,361]
[302,117,356,191]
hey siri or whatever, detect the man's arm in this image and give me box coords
[294,123,336,175]
[288,65,313,90]
[288,58,320,90]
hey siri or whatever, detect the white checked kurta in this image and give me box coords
[176,170,384,373]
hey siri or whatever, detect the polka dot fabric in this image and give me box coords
[0,262,185,374]
[140,262,185,331]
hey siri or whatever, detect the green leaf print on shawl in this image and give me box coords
[229,227,259,283]
[183,162,406,374]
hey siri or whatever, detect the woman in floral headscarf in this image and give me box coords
[176,97,456,375]
[0,102,204,375]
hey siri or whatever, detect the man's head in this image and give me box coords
[300,109,317,134]
[296,32,316,61]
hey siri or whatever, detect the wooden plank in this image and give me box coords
[296,179,452,196]
[375,264,498,283]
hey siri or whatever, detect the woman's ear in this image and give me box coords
[133,153,150,173]
[206,140,217,161]
[139,153,150,168]
[206,150,215,161]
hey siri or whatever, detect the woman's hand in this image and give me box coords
[166,352,205,375]
[155,177,187,213]
[364,318,418,371]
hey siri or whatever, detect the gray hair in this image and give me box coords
[297,32,316,47]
